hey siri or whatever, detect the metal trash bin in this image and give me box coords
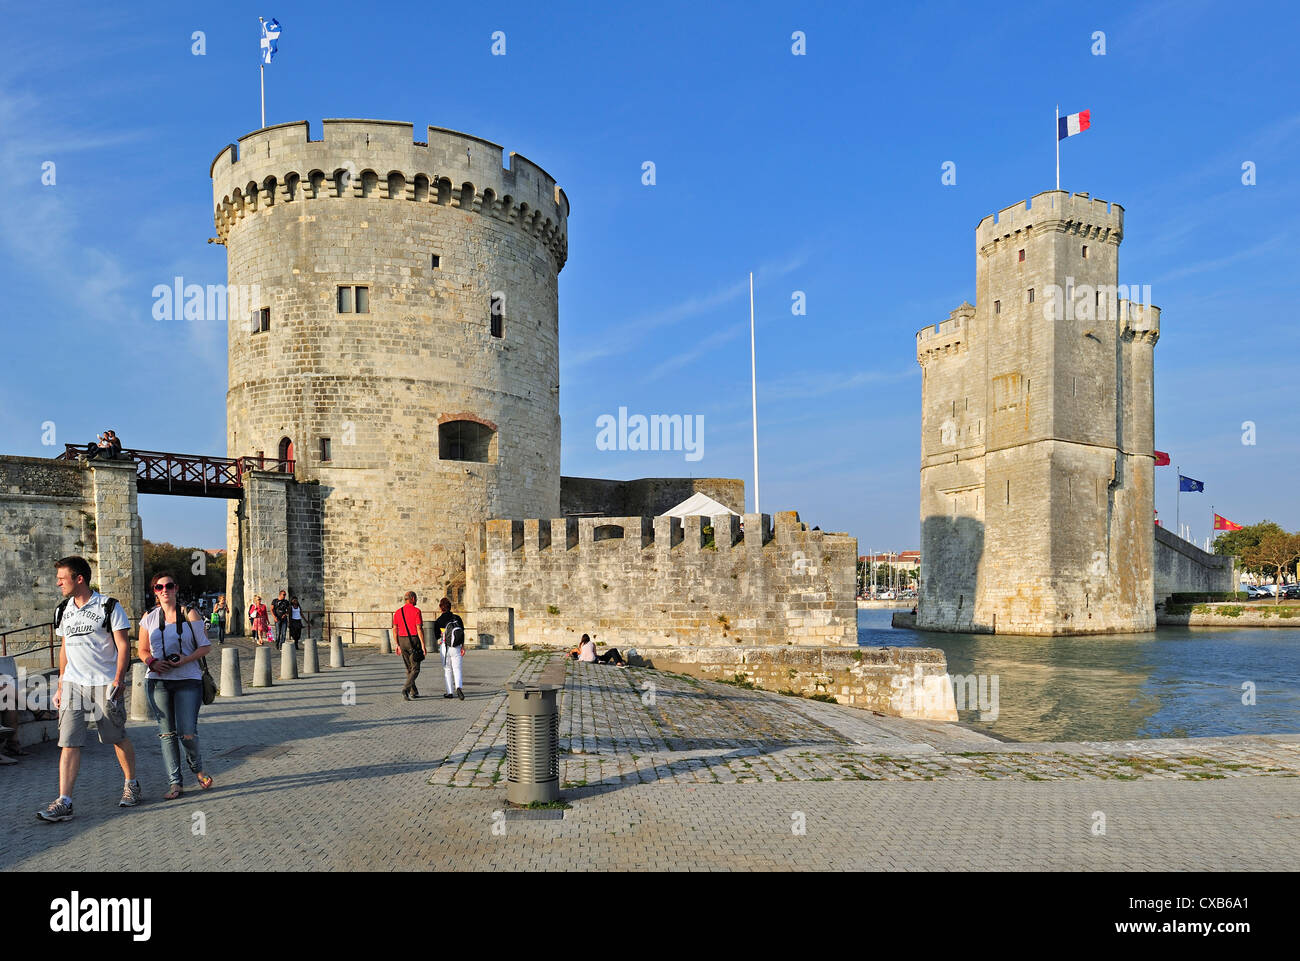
[505,682,560,805]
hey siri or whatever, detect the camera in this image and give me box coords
[166,653,181,663]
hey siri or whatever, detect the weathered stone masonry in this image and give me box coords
[467,511,858,649]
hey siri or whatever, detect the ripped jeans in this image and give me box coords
[146,678,204,786]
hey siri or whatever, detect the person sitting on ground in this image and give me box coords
[576,634,626,667]
[0,675,27,764]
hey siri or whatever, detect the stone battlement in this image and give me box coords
[976,189,1123,250]
[916,302,975,364]
[466,511,859,648]
[1120,299,1161,342]
[210,119,568,268]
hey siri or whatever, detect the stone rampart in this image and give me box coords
[1154,524,1234,604]
[466,510,857,649]
[0,457,142,633]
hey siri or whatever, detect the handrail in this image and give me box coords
[57,444,294,487]
[0,623,57,667]
[304,610,423,648]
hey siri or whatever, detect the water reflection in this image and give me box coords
[859,610,1300,742]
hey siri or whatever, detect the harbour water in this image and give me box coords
[859,610,1300,742]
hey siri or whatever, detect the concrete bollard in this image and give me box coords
[380,629,393,655]
[220,646,243,697]
[279,640,298,681]
[128,662,149,721]
[252,645,273,687]
[330,635,345,668]
[302,635,320,674]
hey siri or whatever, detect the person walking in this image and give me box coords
[289,596,304,646]
[433,597,466,700]
[271,590,291,650]
[248,595,270,645]
[139,571,215,799]
[210,595,227,644]
[391,592,425,700]
[36,555,141,822]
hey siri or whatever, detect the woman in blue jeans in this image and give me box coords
[137,571,215,799]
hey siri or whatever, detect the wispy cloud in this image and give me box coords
[568,249,811,367]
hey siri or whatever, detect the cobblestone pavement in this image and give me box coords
[433,657,1300,788]
[2,649,1297,870]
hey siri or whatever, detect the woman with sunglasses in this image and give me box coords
[138,571,215,799]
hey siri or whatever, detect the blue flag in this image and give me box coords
[1179,475,1205,493]
[260,18,281,64]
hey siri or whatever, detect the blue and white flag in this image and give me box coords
[1179,474,1205,493]
[260,18,281,64]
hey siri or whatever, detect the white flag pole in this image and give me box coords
[1055,105,1060,190]
[259,18,266,129]
[749,271,760,516]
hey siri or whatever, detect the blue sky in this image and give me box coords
[1,0,1297,553]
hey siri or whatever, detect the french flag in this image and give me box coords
[1058,110,1091,140]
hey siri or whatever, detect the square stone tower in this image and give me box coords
[916,190,1160,635]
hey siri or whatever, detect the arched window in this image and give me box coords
[594,525,625,542]
[278,437,294,472]
[438,420,494,463]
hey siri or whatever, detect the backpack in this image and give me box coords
[443,615,464,648]
[55,596,118,630]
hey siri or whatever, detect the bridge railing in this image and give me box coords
[0,623,57,668]
[58,444,294,491]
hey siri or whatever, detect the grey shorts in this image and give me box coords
[58,683,128,748]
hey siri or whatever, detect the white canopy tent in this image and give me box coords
[661,492,739,519]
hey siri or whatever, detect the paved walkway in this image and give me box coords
[2,648,1296,870]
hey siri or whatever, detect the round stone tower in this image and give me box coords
[211,119,567,618]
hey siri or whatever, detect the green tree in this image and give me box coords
[1213,521,1285,578]
[141,540,226,606]
[1241,532,1300,604]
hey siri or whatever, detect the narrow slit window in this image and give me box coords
[319,437,332,462]
[490,293,504,338]
[1018,248,1026,262]
[994,300,1001,315]
[1027,288,1035,304]
[1082,245,1089,258]
[431,254,441,269]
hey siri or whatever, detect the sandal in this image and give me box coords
[163,784,183,800]
[196,773,214,790]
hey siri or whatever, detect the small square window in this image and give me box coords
[431,254,441,269]
[1018,248,1025,262]
[250,307,270,333]
[994,300,1001,315]
[355,286,369,313]
[319,437,332,462]
[1027,288,1035,304]
[337,286,353,313]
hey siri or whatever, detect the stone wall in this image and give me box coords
[1154,524,1234,604]
[631,645,957,720]
[466,510,857,649]
[560,476,745,517]
[0,457,142,635]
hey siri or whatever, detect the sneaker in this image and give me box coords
[443,693,454,699]
[456,687,464,701]
[119,780,142,807]
[37,798,74,822]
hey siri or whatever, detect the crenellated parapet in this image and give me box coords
[916,302,975,365]
[210,119,569,270]
[1120,299,1161,345]
[976,189,1123,253]
[464,510,859,648]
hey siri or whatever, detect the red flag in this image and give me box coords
[1154,450,1171,466]
[1213,513,1244,532]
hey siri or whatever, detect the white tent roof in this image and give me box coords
[661,492,740,519]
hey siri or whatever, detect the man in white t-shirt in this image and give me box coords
[36,556,141,822]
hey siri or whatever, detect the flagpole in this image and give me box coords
[1055,105,1060,190]
[1176,464,1181,541]
[260,64,265,129]
[749,271,760,516]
